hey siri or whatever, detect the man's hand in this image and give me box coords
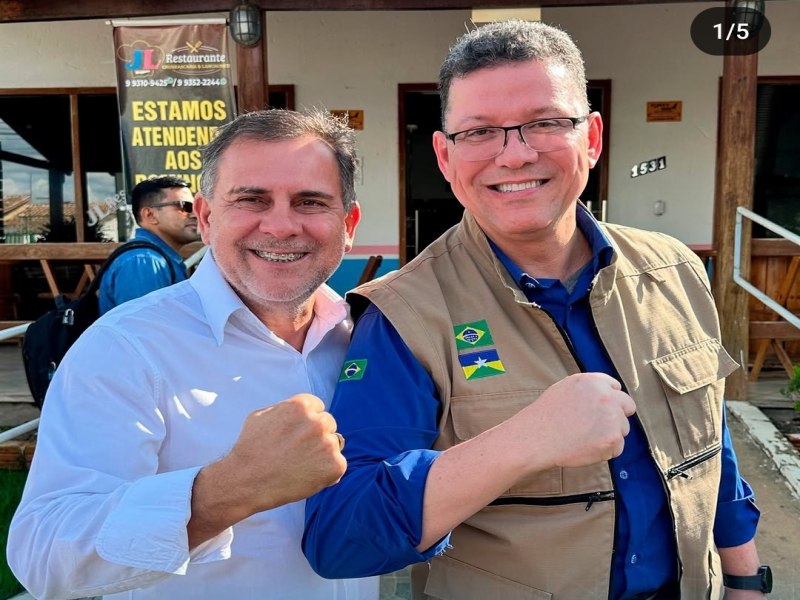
[417,372,635,550]
[188,394,346,547]
[505,372,636,473]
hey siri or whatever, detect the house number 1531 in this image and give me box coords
[630,156,666,178]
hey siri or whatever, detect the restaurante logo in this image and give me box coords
[118,41,164,76]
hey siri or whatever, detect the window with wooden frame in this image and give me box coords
[0,88,123,244]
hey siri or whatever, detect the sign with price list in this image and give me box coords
[113,22,236,194]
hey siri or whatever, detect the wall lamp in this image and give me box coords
[229,0,262,47]
[732,0,765,32]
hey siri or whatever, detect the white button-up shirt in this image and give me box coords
[8,252,378,600]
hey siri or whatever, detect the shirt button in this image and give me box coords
[630,554,638,564]
[619,470,629,480]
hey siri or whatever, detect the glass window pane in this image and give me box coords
[79,94,127,241]
[754,83,800,237]
[0,95,75,243]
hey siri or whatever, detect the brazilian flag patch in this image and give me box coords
[458,349,506,380]
[453,320,494,350]
[339,359,368,382]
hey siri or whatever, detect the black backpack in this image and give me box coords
[21,240,177,409]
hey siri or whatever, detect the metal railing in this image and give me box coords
[0,245,208,443]
[734,206,800,329]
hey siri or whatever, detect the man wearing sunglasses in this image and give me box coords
[98,175,200,315]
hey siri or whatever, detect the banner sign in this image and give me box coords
[113,22,235,193]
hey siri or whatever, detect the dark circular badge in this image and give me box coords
[691,7,771,56]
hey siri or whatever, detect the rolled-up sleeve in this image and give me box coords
[304,305,449,578]
[713,406,761,548]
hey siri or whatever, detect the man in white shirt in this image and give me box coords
[7,109,377,600]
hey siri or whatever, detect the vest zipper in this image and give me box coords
[665,444,722,481]
[489,490,615,511]
[529,304,618,592]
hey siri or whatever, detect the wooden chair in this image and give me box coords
[357,255,383,286]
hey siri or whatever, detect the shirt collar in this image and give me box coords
[189,251,349,347]
[133,228,183,262]
[489,204,615,290]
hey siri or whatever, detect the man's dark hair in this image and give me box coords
[438,20,589,129]
[199,108,358,212]
[131,176,191,225]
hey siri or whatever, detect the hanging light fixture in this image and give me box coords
[229,0,262,47]
[732,0,765,32]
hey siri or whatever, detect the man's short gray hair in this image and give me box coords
[439,20,589,128]
[199,108,357,211]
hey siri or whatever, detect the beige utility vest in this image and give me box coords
[350,212,738,600]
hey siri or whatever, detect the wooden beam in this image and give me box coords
[749,322,800,340]
[752,238,800,257]
[0,150,50,170]
[0,0,709,23]
[0,243,123,261]
[712,22,759,400]
[235,22,268,114]
[69,94,86,242]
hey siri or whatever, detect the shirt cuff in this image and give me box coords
[714,483,761,548]
[97,466,233,573]
[364,449,450,562]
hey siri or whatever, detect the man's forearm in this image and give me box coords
[719,540,766,599]
[188,458,254,548]
[417,427,533,551]
[719,539,761,575]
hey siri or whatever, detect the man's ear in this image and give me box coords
[586,112,603,169]
[343,201,362,253]
[194,193,213,245]
[139,206,159,226]
[432,131,453,184]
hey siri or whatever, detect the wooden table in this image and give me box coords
[0,243,124,325]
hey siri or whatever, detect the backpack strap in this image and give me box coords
[86,240,179,298]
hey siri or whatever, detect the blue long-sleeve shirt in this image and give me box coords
[304,210,760,598]
[98,229,188,315]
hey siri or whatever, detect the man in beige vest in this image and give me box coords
[304,20,769,600]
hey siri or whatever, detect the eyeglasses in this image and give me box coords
[445,116,589,162]
[150,200,194,214]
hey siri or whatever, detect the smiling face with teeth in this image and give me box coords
[194,135,360,322]
[433,59,602,259]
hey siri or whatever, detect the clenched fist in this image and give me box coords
[507,372,636,472]
[188,394,346,547]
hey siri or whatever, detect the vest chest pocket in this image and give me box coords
[649,339,738,458]
[449,391,563,496]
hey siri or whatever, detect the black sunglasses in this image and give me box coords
[150,200,194,214]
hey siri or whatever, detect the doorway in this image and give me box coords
[752,76,800,237]
[398,84,461,264]
[398,81,611,264]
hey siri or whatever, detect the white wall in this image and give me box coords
[1,4,798,247]
[266,11,468,249]
[0,19,116,87]
[548,1,800,244]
